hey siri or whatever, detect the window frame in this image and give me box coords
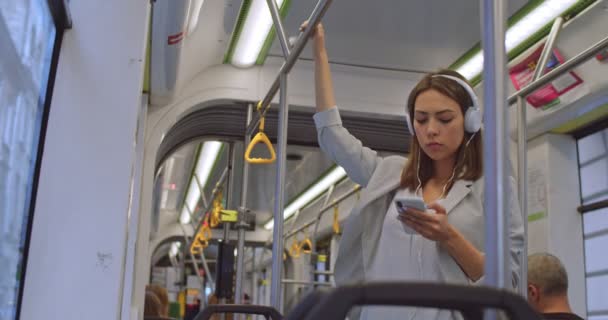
[13,1,71,319]
[575,116,608,318]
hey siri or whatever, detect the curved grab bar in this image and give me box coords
[194,304,283,320]
[301,282,542,320]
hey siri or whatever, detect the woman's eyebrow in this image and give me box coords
[415,109,455,115]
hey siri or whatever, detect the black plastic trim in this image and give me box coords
[155,103,410,171]
[578,199,608,214]
[571,115,608,140]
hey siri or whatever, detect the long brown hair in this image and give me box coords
[400,69,483,192]
[144,291,163,317]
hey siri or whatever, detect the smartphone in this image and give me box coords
[394,197,427,212]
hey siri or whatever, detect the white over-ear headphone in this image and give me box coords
[405,74,482,136]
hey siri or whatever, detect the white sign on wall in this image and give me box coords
[528,165,548,222]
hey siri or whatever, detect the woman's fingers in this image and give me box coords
[402,208,436,223]
[427,202,447,215]
[399,215,435,238]
[299,20,323,35]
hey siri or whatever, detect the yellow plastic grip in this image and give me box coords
[332,205,341,235]
[191,236,205,255]
[245,102,276,164]
[300,238,313,254]
[201,224,212,240]
[244,121,276,164]
[191,246,202,255]
[289,241,301,258]
[210,190,223,227]
[210,209,221,227]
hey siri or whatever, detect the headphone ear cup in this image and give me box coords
[405,113,414,136]
[464,107,482,133]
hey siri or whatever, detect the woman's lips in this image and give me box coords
[426,142,443,150]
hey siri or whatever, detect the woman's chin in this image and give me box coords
[424,150,451,162]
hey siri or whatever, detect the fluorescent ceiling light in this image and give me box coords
[169,241,181,258]
[160,158,175,209]
[264,166,347,230]
[231,0,286,68]
[456,0,577,80]
[179,141,223,224]
[187,0,205,36]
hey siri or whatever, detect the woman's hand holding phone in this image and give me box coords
[396,201,453,243]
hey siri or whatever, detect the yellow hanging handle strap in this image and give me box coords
[245,101,276,164]
[210,190,223,227]
[300,238,313,254]
[332,205,341,235]
[289,241,301,258]
[201,223,212,240]
[191,218,213,255]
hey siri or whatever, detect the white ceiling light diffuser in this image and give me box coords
[186,0,205,35]
[264,166,347,230]
[231,0,286,68]
[179,141,223,224]
[169,241,181,257]
[456,0,577,80]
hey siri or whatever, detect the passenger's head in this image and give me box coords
[146,284,169,316]
[527,253,570,313]
[401,69,483,190]
[144,290,163,317]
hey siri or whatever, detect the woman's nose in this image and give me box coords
[426,119,440,136]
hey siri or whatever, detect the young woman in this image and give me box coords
[305,22,524,320]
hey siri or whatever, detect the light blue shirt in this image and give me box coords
[362,190,453,320]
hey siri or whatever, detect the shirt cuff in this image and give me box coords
[313,106,342,129]
[469,275,485,285]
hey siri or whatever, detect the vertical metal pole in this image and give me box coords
[533,17,564,81]
[223,143,236,241]
[517,95,528,297]
[481,0,510,292]
[198,251,215,292]
[220,143,235,317]
[270,73,289,310]
[179,242,187,302]
[235,104,253,305]
[310,185,335,288]
[252,248,258,305]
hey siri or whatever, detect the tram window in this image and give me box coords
[578,128,608,204]
[583,207,608,236]
[0,0,59,318]
[577,126,608,318]
[584,233,608,274]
